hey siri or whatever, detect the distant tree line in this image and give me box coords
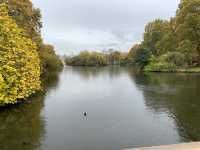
[65,49,129,66]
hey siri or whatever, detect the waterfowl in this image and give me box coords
[83,112,87,116]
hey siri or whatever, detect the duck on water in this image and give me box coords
[83,112,87,116]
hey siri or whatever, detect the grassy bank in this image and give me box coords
[145,67,200,73]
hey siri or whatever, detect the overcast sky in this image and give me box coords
[32,0,180,55]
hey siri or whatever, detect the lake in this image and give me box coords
[0,66,200,150]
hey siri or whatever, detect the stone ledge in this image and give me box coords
[124,142,200,150]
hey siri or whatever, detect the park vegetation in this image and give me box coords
[0,0,199,105]
[65,0,200,72]
[134,0,200,72]
[0,1,63,105]
[65,50,129,66]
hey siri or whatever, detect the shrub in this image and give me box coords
[145,52,187,72]
[39,44,63,75]
[160,52,186,67]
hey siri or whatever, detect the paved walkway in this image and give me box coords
[124,142,200,150]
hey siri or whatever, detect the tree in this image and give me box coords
[155,19,177,55]
[128,44,151,68]
[109,51,122,65]
[0,0,63,75]
[65,51,107,66]
[0,3,41,104]
[39,44,63,74]
[174,0,200,64]
[130,0,200,70]
[143,19,169,56]
[128,44,141,64]
[0,0,42,45]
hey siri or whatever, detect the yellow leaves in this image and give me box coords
[0,3,8,17]
[0,74,4,82]
[0,3,41,105]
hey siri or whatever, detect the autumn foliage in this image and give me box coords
[0,4,41,104]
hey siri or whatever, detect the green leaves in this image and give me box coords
[129,0,200,70]
[175,0,200,61]
[145,52,187,72]
[65,51,107,66]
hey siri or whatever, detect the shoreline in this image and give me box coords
[66,65,200,73]
[145,67,200,73]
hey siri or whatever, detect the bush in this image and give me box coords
[145,52,187,72]
[160,52,186,67]
[0,4,41,104]
[39,44,63,75]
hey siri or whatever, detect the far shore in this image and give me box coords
[66,65,200,73]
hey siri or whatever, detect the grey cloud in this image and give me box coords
[32,0,180,55]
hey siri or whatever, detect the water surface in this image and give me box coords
[0,66,200,150]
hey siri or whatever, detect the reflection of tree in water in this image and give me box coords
[129,72,200,141]
[0,71,61,150]
[70,67,107,80]
[42,70,61,90]
[0,94,45,150]
[70,66,132,80]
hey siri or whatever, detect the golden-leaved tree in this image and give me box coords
[0,3,41,105]
[0,0,63,76]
